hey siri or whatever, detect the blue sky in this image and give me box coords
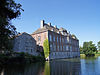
[13,0,100,46]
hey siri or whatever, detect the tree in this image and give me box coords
[80,46,83,54]
[0,0,23,52]
[82,42,89,54]
[97,41,100,50]
[43,39,50,58]
[82,41,97,56]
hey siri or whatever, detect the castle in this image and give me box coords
[13,20,80,59]
[31,20,80,59]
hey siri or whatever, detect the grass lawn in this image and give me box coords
[80,53,100,58]
[97,50,100,54]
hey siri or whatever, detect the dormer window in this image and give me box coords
[61,31,63,35]
[51,28,54,31]
[57,31,60,34]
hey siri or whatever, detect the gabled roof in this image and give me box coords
[14,32,32,38]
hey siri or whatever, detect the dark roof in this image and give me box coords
[32,25,59,34]
[71,34,78,40]
[32,27,48,34]
[32,24,79,40]
[14,32,31,38]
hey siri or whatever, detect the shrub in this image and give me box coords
[43,39,50,58]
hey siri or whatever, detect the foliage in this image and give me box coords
[0,0,23,52]
[15,52,45,62]
[80,41,97,56]
[97,41,100,50]
[0,52,45,65]
[80,46,84,54]
[40,52,45,57]
[43,39,50,58]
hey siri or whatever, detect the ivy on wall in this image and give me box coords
[43,39,50,58]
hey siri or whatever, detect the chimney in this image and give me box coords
[48,23,51,26]
[40,20,44,28]
[54,25,57,28]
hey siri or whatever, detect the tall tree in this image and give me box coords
[82,41,97,56]
[0,0,23,52]
[80,46,83,54]
[82,42,89,53]
[97,41,100,50]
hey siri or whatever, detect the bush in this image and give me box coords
[43,39,50,58]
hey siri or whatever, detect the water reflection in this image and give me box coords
[0,63,44,75]
[0,59,81,75]
[0,56,100,75]
[81,56,100,75]
[49,59,81,75]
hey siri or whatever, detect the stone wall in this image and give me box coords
[13,32,39,56]
[31,31,48,52]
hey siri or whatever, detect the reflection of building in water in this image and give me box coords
[1,69,4,75]
[50,60,81,75]
[2,63,44,75]
[32,20,80,60]
[44,62,50,75]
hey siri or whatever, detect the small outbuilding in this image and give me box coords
[13,32,38,56]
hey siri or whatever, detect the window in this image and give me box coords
[38,36,41,41]
[70,46,72,51]
[63,45,66,51]
[65,38,67,43]
[60,37,61,43]
[62,38,64,43]
[50,44,52,51]
[57,45,59,51]
[62,45,63,51]
[66,46,68,51]
[57,36,58,42]
[67,37,69,42]
[55,45,56,51]
[53,36,55,41]
[49,35,52,41]
[69,39,71,44]
[60,46,62,51]
[53,44,56,51]
[63,38,65,43]
[31,49,33,53]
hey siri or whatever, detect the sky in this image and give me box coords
[13,0,100,46]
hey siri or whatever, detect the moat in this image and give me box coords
[0,56,100,75]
